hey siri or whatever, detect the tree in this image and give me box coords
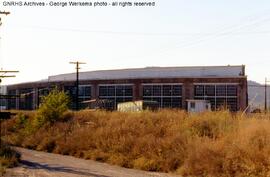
[34,88,69,127]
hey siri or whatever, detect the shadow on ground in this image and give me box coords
[20,160,109,177]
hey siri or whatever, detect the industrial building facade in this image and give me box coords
[5,65,248,111]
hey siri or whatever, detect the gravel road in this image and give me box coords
[4,147,180,177]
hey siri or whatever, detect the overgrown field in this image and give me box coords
[2,110,270,176]
[0,143,20,175]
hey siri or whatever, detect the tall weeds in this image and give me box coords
[0,143,20,175]
[3,110,270,176]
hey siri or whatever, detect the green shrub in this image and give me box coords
[14,113,27,129]
[34,88,69,127]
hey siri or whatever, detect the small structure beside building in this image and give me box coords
[82,99,114,111]
[187,99,211,113]
[117,100,159,112]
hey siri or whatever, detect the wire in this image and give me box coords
[149,16,270,58]
[124,9,270,60]
[8,24,270,37]
[7,7,270,38]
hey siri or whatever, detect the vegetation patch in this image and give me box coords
[0,144,20,175]
[2,92,270,176]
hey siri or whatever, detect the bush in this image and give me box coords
[14,113,27,129]
[34,88,69,127]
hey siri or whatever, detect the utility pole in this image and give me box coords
[0,11,10,26]
[265,78,268,113]
[69,61,86,111]
[0,10,17,148]
[0,71,19,148]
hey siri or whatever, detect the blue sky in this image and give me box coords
[1,0,270,84]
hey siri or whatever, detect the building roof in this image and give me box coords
[48,65,246,82]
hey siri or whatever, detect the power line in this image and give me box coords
[9,8,270,38]
[151,16,270,58]
[123,9,270,60]
[10,25,270,37]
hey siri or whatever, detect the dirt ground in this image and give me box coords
[4,147,180,177]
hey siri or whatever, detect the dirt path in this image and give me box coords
[4,147,180,177]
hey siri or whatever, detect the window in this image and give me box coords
[227,98,237,111]
[227,85,237,96]
[98,84,133,109]
[99,86,107,96]
[143,85,152,96]
[7,90,16,109]
[172,97,181,108]
[79,86,91,97]
[163,97,172,107]
[0,99,6,109]
[163,85,171,96]
[153,85,161,96]
[108,86,115,96]
[143,84,182,108]
[205,85,215,96]
[64,85,91,109]
[216,98,227,110]
[194,85,204,96]
[216,85,226,96]
[116,85,125,96]
[208,97,216,110]
[37,87,50,106]
[19,88,33,110]
[190,102,195,109]
[194,84,238,111]
[125,86,133,97]
[172,85,182,96]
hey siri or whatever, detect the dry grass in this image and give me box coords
[3,109,270,176]
[0,144,20,175]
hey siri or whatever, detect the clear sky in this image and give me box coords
[1,0,270,85]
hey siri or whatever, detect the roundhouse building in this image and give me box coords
[6,65,248,111]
